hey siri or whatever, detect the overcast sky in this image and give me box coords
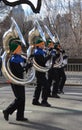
[22,0,37,8]
[22,0,38,16]
[21,0,76,18]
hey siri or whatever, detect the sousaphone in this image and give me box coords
[44,25,63,68]
[1,17,35,85]
[28,20,52,72]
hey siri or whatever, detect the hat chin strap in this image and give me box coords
[13,45,21,54]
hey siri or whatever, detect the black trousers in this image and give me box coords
[33,71,48,102]
[48,68,60,95]
[4,62,26,119]
[58,68,66,91]
[5,84,25,119]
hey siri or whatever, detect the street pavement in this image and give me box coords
[0,84,82,130]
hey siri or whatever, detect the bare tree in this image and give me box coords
[66,0,82,57]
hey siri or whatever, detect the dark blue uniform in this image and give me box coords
[32,48,51,107]
[48,49,61,98]
[3,54,29,121]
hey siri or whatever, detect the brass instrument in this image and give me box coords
[28,20,52,72]
[1,17,35,85]
[44,25,64,68]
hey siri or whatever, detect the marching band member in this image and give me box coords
[32,38,51,107]
[47,39,60,98]
[57,46,67,94]
[3,38,31,121]
[50,41,67,95]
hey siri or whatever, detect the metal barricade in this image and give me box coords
[65,63,82,71]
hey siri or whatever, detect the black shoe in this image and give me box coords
[41,101,51,107]
[3,110,9,121]
[58,90,64,94]
[57,90,61,94]
[48,94,52,97]
[32,101,41,106]
[16,117,28,121]
[52,94,60,98]
[60,90,64,94]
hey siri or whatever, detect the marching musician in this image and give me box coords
[32,38,51,107]
[3,38,31,121]
[57,45,68,94]
[47,39,60,98]
[48,40,67,96]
